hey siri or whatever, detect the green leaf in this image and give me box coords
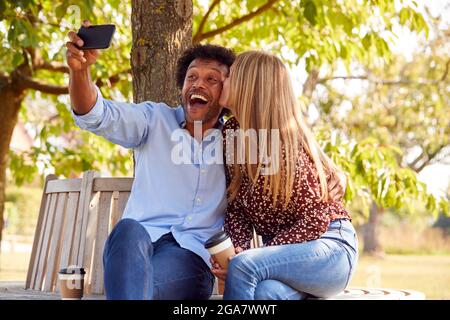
[303,0,317,26]
[0,1,7,18]
[12,51,24,68]
[55,2,69,20]
[398,8,410,26]
[340,44,348,59]
[362,33,372,50]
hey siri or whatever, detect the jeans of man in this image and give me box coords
[223,219,359,300]
[103,218,215,300]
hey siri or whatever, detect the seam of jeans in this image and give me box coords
[323,221,358,254]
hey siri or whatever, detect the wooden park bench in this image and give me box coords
[24,170,262,298]
[11,171,424,300]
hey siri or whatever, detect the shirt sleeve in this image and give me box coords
[223,198,254,250]
[72,86,155,148]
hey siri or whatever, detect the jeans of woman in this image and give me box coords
[223,219,358,300]
[103,218,214,300]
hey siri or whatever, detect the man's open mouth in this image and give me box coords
[189,93,209,108]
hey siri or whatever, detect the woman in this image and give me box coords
[212,51,358,300]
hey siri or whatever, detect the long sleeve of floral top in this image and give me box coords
[222,117,350,250]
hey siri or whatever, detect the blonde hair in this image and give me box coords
[227,51,338,207]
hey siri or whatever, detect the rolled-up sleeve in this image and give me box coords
[72,86,106,128]
[72,86,155,148]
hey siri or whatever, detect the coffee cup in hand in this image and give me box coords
[58,266,85,300]
[204,231,235,269]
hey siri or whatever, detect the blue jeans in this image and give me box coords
[223,219,358,300]
[103,218,214,300]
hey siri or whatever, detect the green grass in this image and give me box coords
[1,251,450,299]
[0,251,31,281]
[349,254,450,300]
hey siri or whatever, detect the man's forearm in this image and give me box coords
[69,68,97,115]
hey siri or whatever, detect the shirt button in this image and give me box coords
[196,197,202,204]
[187,216,192,221]
[200,169,206,174]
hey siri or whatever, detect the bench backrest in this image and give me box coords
[26,171,132,295]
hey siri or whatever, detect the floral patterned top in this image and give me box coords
[222,117,351,250]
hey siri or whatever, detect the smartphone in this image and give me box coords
[76,24,116,50]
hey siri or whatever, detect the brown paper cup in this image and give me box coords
[58,267,85,300]
[205,233,235,269]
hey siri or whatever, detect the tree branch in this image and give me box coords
[19,73,69,95]
[193,0,280,43]
[15,66,131,96]
[409,150,426,170]
[27,47,70,73]
[95,69,131,88]
[302,69,319,98]
[193,0,221,44]
[34,61,70,74]
[411,145,448,173]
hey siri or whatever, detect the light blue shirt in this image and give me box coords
[72,87,227,266]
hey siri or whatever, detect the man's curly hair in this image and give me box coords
[176,44,236,89]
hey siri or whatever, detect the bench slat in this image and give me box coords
[27,175,57,289]
[45,179,82,194]
[75,171,97,266]
[55,192,80,292]
[93,178,133,192]
[91,191,113,294]
[34,193,58,290]
[82,192,100,295]
[28,179,55,289]
[43,193,67,291]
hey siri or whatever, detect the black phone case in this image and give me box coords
[77,24,116,50]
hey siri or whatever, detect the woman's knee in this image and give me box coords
[227,251,255,277]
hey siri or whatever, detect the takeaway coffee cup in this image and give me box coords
[58,266,85,300]
[204,231,235,269]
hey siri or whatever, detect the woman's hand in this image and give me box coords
[210,258,227,281]
[210,246,244,281]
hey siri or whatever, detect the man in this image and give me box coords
[66,21,345,300]
[67,21,235,300]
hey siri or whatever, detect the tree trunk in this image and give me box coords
[0,72,27,255]
[131,0,193,105]
[362,202,384,256]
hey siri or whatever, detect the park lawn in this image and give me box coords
[0,251,31,281]
[348,254,450,300]
[1,252,449,299]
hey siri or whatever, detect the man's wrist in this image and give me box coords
[69,67,91,83]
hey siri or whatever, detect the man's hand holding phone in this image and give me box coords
[66,20,100,72]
